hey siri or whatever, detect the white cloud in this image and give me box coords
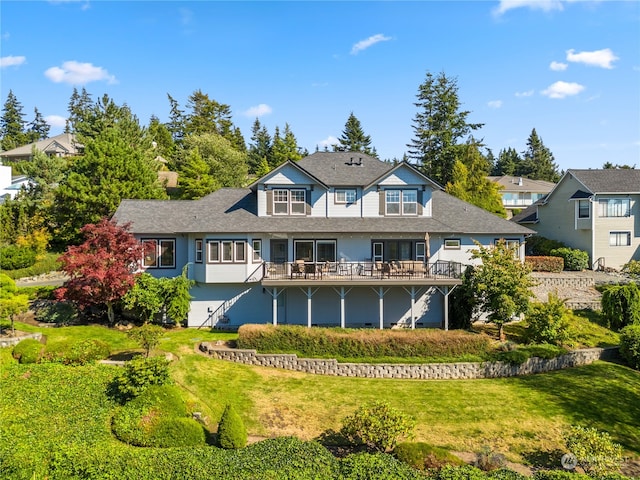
[318,136,339,148]
[1,55,26,68]
[550,61,568,71]
[44,61,117,85]
[45,115,66,128]
[488,100,503,109]
[515,90,534,97]
[541,81,585,99]
[244,104,272,117]
[566,48,619,69]
[493,0,564,16]
[350,34,392,55]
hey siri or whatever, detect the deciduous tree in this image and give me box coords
[182,133,248,190]
[55,218,145,325]
[470,240,534,340]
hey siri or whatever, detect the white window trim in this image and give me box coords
[577,200,590,219]
[252,239,262,262]
[384,189,418,216]
[195,239,203,263]
[335,188,356,204]
[609,231,631,247]
[273,188,306,215]
[444,239,461,250]
[207,241,220,263]
[142,238,176,269]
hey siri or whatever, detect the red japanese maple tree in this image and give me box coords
[55,218,146,324]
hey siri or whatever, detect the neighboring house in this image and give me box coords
[0,133,82,162]
[512,169,640,270]
[0,164,29,202]
[113,152,534,330]
[488,175,555,219]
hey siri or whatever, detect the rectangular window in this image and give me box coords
[294,240,314,261]
[195,239,203,263]
[142,239,176,269]
[385,190,400,215]
[599,198,630,217]
[373,242,383,262]
[316,240,337,262]
[444,239,461,250]
[335,189,356,204]
[402,190,417,215]
[235,241,246,262]
[496,238,521,259]
[252,240,262,262]
[222,241,233,262]
[610,231,631,246]
[273,189,289,215]
[416,242,426,262]
[290,189,306,215]
[578,200,590,219]
[208,241,220,263]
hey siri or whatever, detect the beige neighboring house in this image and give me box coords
[488,175,555,219]
[513,169,640,271]
[0,133,82,162]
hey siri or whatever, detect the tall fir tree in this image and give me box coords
[65,87,93,134]
[1,90,27,151]
[491,147,521,176]
[271,123,302,169]
[247,118,272,174]
[521,128,560,182]
[335,112,377,157]
[166,93,185,143]
[27,107,50,142]
[178,147,217,199]
[407,71,483,186]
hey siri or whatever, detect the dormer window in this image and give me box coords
[335,188,356,204]
[273,188,306,215]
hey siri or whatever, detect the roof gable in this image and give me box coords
[567,169,640,194]
[296,152,392,186]
[367,161,442,190]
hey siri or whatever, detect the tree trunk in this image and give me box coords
[498,324,505,342]
[107,301,115,325]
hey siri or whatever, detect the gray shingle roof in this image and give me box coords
[296,152,394,186]
[113,187,534,236]
[569,169,640,194]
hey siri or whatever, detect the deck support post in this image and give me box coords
[434,285,457,331]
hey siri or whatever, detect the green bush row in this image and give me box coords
[549,248,590,271]
[7,439,633,480]
[12,338,110,365]
[237,324,493,359]
[525,256,564,272]
[0,245,37,270]
[1,252,61,279]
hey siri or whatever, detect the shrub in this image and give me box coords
[109,355,171,402]
[549,248,589,271]
[126,324,165,357]
[601,282,640,330]
[339,452,427,480]
[12,338,43,364]
[237,324,493,360]
[64,339,111,365]
[340,400,415,453]
[564,425,623,476]
[218,404,247,449]
[526,293,571,345]
[622,260,640,278]
[475,446,506,471]
[394,442,466,470]
[0,244,37,270]
[449,265,477,330]
[525,256,564,272]
[526,236,567,256]
[111,384,206,447]
[432,465,488,480]
[619,324,640,369]
[32,299,77,325]
[495,349,530,365]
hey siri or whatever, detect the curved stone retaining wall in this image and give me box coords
[198,343,618,379]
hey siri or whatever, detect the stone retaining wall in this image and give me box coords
[198,343,618,379]
[0,332,42,348]
[532,273,595,290]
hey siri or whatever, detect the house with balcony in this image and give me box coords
[512,169,640,270]
[488,175,555,219]
[113,152,534,330]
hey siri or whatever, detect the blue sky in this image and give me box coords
[2,0,639,170]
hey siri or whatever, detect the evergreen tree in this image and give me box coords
[407,71,483,186]
[26,108,50,142]
[65,87,93,134]
[247,118,272,174]
[54,128,167,244]
[166,93,185,143]
[178,147,217,199]
[182,133,248,190]
[492,147,521,176]
[520,128,560,182]
[0,90,27,150]
[271,123,302,169]
[147,115,175,161]
[335,112,376,157]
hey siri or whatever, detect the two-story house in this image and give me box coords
[113,152,534,330]
[513,169,640,270]
[0,133,82,162]
[488,175,555,219]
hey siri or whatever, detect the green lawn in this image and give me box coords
[2,321,638,467]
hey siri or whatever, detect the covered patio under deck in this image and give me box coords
[261,261,463,330]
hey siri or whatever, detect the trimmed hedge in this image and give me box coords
[43,339,111,365]
[12,338,43,364]
[525,256,564,272]
[237,324,493,359]
[111,384,206,447]
[549,248,589,271]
